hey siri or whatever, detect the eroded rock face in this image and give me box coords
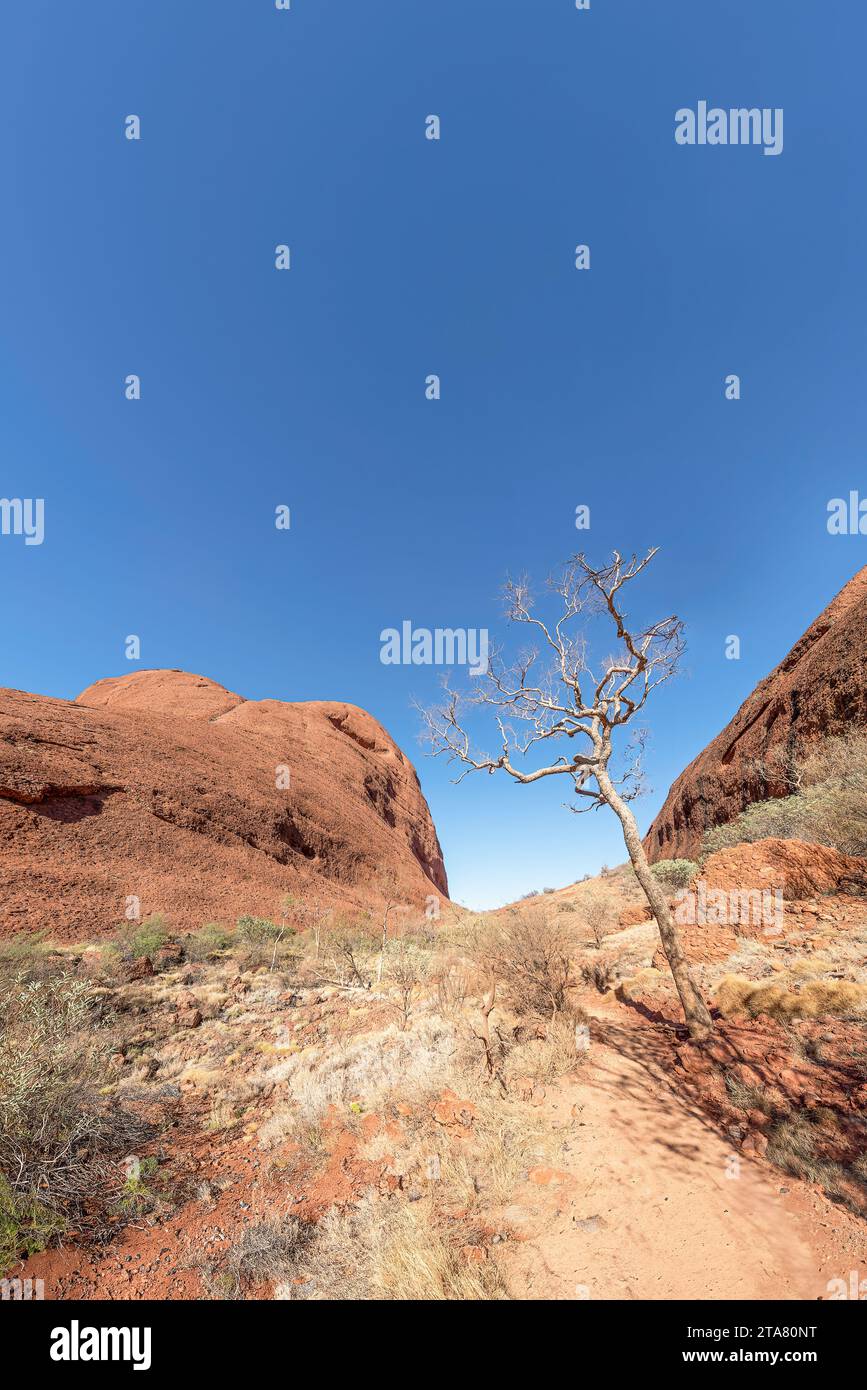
[0,669,447,938]
[696,839,867,901]
[645,567,867,862]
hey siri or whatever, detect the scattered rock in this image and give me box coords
[126,955,154,981]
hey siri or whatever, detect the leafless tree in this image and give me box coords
[283,893,332,959]
[374,870,402,985]
[418,548,713,1040]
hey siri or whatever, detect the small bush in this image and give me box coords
[183,922,235,962]
[580,959,615,993]
[204,1217,314,1299]
[0,971,152,1271]
[235,916,296,970]
[581,891,617,947]
[115,915,169,961]
[650,859,697,891]
[322,918,378,989]
[385,942,430,1030]
[0,933,51,991]
[471,912,577,1020]
[701,729,867,859]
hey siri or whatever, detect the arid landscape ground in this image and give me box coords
[2,570,867,1302]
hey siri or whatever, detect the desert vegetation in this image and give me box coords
[3,847,867,1298]
[700,730,867,860]
[0,937,155,1271]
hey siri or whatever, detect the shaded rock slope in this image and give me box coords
[646,567,867,861]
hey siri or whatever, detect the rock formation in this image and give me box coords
[645,567,867,861]
[0,669,447,938]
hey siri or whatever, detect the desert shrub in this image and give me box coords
[0,933,52,992]
[580,958,616,993]
[183,922,235,962]
[701,797,811,857]
[321,918,378,988]
[115,914,169,961]
[235,916,297,971]
[236,916,283,943]
[581,890,618,947]
[650,859,697,891]
[471,912,577,1020]
[203,1217,314,1299]
[0,971,152,1271]
[701,730,867,859]
[116,1155,161,1217]
[385,941,431,1030]
[431,960,473,1019]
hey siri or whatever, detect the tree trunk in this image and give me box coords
[595,768,713,1040]
[376,907,390,985]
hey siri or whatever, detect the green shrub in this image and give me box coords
[0,1174,65,1271]
[236,917,297,970]
[700,730,867,860]
[183,922,235,962]
[236,916,285,944]
[650,859,697,890]
[115,914,169,960]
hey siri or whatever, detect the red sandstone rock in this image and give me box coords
[619,903,653,927]
[0,669,448,939]
[431,1090,476,1133]
[126,955,154,981]
[645,567,867,861]
[696,839,867,900]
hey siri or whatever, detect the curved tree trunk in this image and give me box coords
[595,768,713,1040]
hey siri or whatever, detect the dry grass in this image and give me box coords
[714,975,867,1022]
[257,1015,459,1147]
[0,969,154,1271]
[461,911,580,1020]
[297,1195,509,1300]
[202,1217,314,1299]
[504,1017,588,1084]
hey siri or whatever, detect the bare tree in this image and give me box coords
[283,893,332,960]
[418,549,713,1040]
[374,870,401,985]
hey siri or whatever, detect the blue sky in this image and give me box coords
[2,2,865,909]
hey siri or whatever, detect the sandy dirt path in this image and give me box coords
[503,1014,864,1301]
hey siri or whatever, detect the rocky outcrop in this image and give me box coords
[0,669,447,938]
[696,839,867,901]
[645,567,867,861]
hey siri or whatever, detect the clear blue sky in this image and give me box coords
[2,2,865,909]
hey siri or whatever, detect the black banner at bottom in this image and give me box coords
[1,1297,861,1376]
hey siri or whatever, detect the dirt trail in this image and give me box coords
[505,1010,863,1301]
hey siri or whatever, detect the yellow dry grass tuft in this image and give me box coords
[714,975,867,1022]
